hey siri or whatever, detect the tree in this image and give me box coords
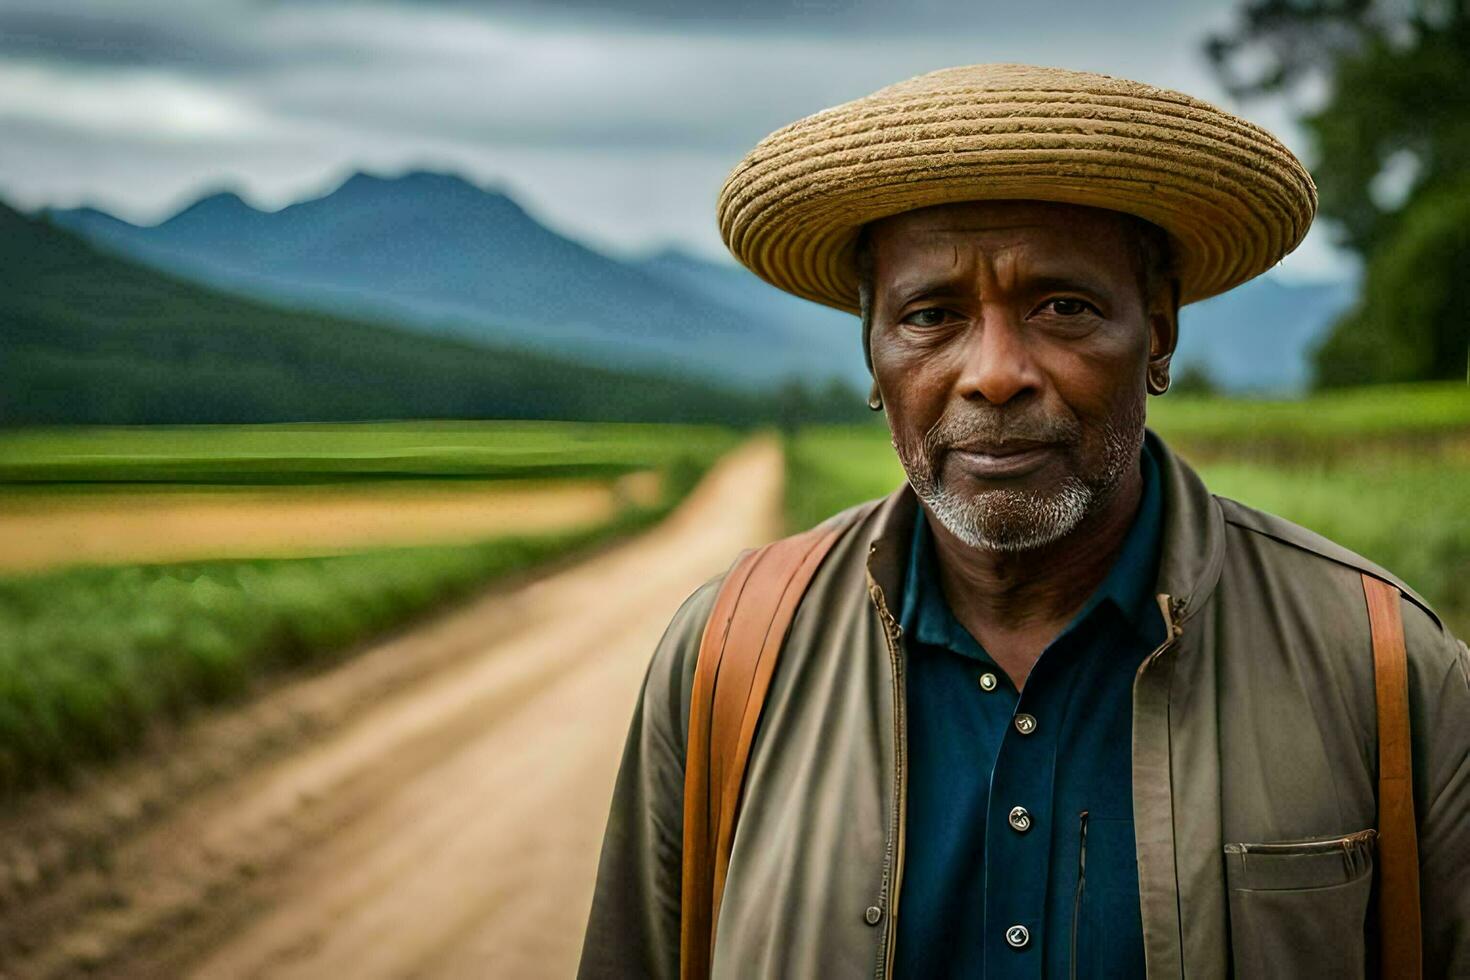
[1207,1,1470,386]
[1312,177,1470,386]
[1207,1,1470,255]
[1170,363,1222,397]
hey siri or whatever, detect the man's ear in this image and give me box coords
[1146,279,1180,393]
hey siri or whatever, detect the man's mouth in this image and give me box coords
[945,440,1058,480]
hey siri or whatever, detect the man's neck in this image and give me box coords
[923,460,1144,689]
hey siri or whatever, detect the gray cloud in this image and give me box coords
[386,0,1235,36]
[0,0,1350,280]
[0,7,254,68]
[0,1,391,72]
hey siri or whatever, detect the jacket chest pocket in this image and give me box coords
[1223,829,1376,980]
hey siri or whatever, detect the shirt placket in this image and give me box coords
[982,659,1067,977]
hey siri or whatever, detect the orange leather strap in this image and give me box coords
[680,520,849,980]
[1362,573,1422,980]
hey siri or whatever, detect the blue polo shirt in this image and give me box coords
[893,443,1165,978]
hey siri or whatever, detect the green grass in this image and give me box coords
[0,507,663,796]
[0,422,738,796]
[1145,381,1470,458]
[0,419,736,487]
[784,384,1470,637]
[785,426,903,534]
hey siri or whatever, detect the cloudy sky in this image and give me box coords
[0,0,1351,280]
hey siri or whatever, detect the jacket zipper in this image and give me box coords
[867,571,907,980]
[1070,810,1089,980]
[1152,593,1186,653]
[1223,828,1377,855]
[1124,592,1185,975]
[1137,593,1186,685]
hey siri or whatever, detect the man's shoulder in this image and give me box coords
[1213,493,1457,653]
[662,494,888,649]
[647,494,890,725]
[1209,494,1469,742]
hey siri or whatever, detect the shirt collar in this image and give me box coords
[899,439,1166,654]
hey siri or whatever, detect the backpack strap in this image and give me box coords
[679,519,852,980]
[1362,572,1422,980]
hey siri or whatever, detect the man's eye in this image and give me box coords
[1044,297,1096,316]
[902,308,951,327]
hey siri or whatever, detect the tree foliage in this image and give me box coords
[1207,0,1470,254]
[1208,1,1470,386]
[1170,363,1223,397]
[1312,177,1470,386]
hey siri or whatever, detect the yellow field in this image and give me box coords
[0,472,661,574]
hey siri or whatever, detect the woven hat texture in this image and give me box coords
[717,63,1317,313]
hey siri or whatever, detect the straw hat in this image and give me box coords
[717,63,1316,313]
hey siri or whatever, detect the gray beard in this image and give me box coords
[894,400,1145,554]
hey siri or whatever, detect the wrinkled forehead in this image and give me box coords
[862,199,1141,281]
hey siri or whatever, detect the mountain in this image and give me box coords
[0,201,812,427]
[43,171,1353,393]
[43,171,864,388]
[633,246,863,352]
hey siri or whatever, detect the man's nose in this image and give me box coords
[954,313,1043,405]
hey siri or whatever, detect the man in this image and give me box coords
[578,64,1470,978]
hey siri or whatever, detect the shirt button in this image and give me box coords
[979,672,998,692]
[864,905,883,926]
[1005,924,1031,949]
[1014,713,1037,735]
[1008,805,1032,833]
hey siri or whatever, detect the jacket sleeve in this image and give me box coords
[1406,605,1470,975]
[576,572,725,980]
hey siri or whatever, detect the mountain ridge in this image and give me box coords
[44,168,1354,393]
[2,200,838,427]
[45,168,859,387]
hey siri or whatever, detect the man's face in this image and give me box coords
[866,199,1176,552]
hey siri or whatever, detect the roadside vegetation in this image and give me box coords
[0,421,737,796]
[784,383,1470,636]
[0,419,730,488]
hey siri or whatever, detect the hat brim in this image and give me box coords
[717,64,1317,313]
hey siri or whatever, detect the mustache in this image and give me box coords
[922,407,1081,459]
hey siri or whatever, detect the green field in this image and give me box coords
[0,419,735,489]
[785,383,1470,636]
[0,421,738,795]
[6,388,1466,797]
[1146,381,1470,460]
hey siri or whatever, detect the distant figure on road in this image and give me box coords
[579,63,1470,979]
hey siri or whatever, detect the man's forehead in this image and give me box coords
[869,199,1133,246]
[865,201,1137,284]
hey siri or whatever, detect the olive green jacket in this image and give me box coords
[578,430,1470,978]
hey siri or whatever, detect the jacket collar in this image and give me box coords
[1145,427,1227,626]
[863,427,1226,630]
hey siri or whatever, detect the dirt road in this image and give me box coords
[6,436,784,979]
